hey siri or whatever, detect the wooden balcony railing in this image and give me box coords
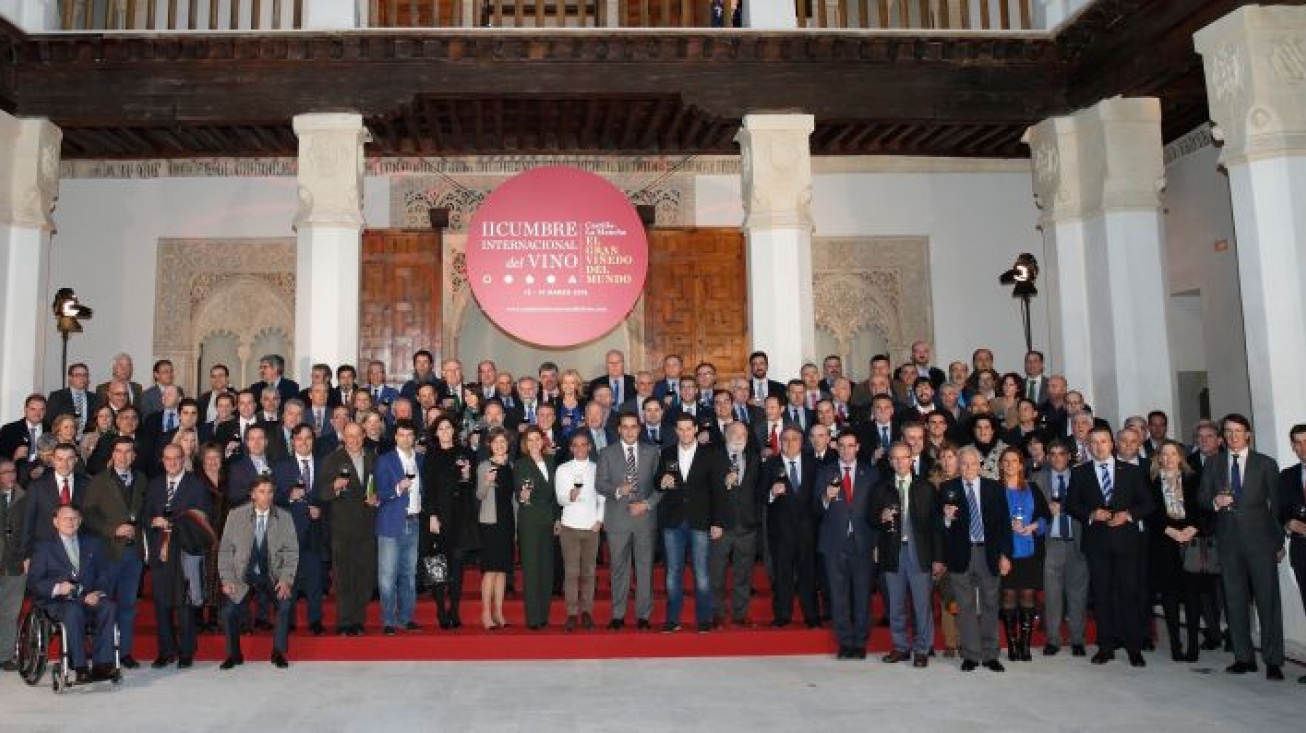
[797,0,1033,31]
[369,0,742,28]
[59,0,304,31]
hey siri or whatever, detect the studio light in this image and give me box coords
[52,288,93,386]
[998,254,1039,353]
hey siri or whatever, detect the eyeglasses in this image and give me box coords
[110,391,128,397]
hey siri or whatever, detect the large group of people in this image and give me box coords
[0,343,1303,684]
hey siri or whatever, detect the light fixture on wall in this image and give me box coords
[999,253,1039,354]
[52,288,93,386]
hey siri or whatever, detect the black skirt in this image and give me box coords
[478,521,515,573]
[1000,552,1044,591]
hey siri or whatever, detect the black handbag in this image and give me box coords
[422,544,449,586]
[1182,536,1221,575]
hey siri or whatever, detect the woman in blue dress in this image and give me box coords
[998,446,1050,662]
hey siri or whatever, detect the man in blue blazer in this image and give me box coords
[374,420,425,635]
[814,431,880,660]
[27,504,118,681]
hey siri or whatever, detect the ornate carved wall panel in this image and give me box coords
[812,237,932,371]
[154,238,297,395]
[360,229,444,383]
[643,228,748,377]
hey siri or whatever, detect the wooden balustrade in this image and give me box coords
[59,0,303,31]
[796,0,1033,31]
[369,0,739,28]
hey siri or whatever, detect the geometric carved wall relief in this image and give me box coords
[154,238,297,395]
[812,237,933,371]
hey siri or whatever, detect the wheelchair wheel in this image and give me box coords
[17,609,49,686]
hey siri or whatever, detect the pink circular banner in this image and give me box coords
[465,166,649,348]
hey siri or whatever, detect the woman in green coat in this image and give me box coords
[515,425,560,630]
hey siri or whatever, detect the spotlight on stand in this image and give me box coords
[52,288,93,386]
[998,254,1039,353]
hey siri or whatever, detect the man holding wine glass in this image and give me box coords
[877,442,943,667]
[556,432,603,631]
[315,422,376,637]
[375,420,425,636]
[595,413,660,630]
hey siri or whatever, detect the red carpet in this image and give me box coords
[121,565,1094,662]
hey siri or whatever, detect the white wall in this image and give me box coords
[1163,143,1251,424]
[698,166,1048,378]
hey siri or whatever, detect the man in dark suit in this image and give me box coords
[589,349,637,414]
[144,444,213,669]
[639,397,672,448]
[709,422,764,626]
[727,378,763,428]
[248,354,300,409]
[1281,424,1306,684]
[198,363,237,424]
[814,431,880,659]
[1022,350,1049,406]
[0,394,47,464]
[46,362,99,437]
[763,427,820,627]
[652,355,684,404]
[27,504,118,681]
[854,393,898,465]
[227,424,276,508]
[314,423,376,636]
[1067,425,1154,667]
[579,402,616,456]
[655,414,726,633]
[1199,414,1286,680]
[939,446,1013,671]
[363,360,402,408]
[0,461,28,672]
[296,363,338,409]
[21,442,87,561]
[754,395,788,459]
[274,424,328,635]
[139,359,183,420]
[909,340,947,389]
[1036,439,1089,656]
[782,380,814,435]
[746,351,786,408]
[399,351,444,403]
[94,353,144,409]
[79,436,147,668]
[877,442,943,667]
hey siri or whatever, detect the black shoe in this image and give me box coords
[91,663,118,681]
[219,656,244,670]
[1171,650,1185,662]
[254,620,274,632]
[75,667,93,684]
[913,653,928,668]
[1071,645,1087,657]
[1226,661,1258,674]
[383,626,397,636]
[1142,639,1155,652]
[1043,644,1060,656]
[405,622,422,632]
[1200,637,1222,651]
[271,652,289,669]
[310,622,325,636]
[1267,665,1283,681]
[1184,650,1199,663]
[960,659,979,672]
[805,619,822,629]
[177,656,193,669]
[1298,675,1306,684]
[565,616,578,632]
[983,660,1005,672]
[836,647,851,660]
[581,613,595,630]
[854,648,867,660]
[337,627,349,636]
[771,619,790,628]
[451,618,463,629]
[882,649,910,664]
[697,622,711,634]
[607,619,625,631]
[661,622,682,633]
[151,655,176,669]
[1091,650,1115,665]
[637,618,651,630]
[120,656,140,669]
[1128,651,1146,668]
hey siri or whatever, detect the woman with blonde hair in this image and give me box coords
[928,443,962,657]
[556,369,586,443]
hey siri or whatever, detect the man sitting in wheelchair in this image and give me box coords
[27,504,118,683]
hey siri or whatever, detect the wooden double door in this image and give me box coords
[358,226,747,376]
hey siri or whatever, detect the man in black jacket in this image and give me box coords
[709,422,764,627]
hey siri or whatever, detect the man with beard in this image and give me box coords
[316,422,377,636]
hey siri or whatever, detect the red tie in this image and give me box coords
[842,467,853,503]
[60,477,71,505]
[769,424,779,453]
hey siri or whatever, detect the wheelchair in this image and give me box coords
[15,602,122,693]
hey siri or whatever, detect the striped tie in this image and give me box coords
[1099,463,1113,504]
[966,481,984,543]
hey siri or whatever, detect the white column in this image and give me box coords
[1032,0,1091,31]
[300,0,360,29]
[292,113,369,381]
[0,112,61,420]
[736,114,815,381]
[1196,6,1306,464]
[0,0,59,31]
[1024,98,1176,427]
[743,0,797,29]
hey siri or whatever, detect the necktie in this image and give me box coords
[526,404,535,424]
[788,460,800,491]
[755,380,765,399]
[165,411,176,432]
[881,426,890,447]
[612,379,621,405]
[1231,453,1243,502]
[1099,463,1113,504]
[1026,379,1036,400]
[842,466,853,503]
[966,481,984,542]
[60,477,71,505]
[769,424,779,453]
[315,408,324,427]
[66,538,80,574]
[1057,474,1071,538]
[73,390,87,432]
[301,458,312,487]
[256,513,267,546]
[625,445,637,479]
[28,425,38,462]
[166,479,178,508]
[736,406,746,423]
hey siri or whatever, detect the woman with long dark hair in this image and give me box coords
[998,446,1050,662]
[420,415,478,629]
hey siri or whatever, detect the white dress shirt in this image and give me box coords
[555,459,603,529]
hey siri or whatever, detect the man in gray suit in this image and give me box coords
[0,460,28,671]
[218,476,298,669]
[595,412,660,630]
[1036,439,1088,656]
[1199,413,1286,681]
